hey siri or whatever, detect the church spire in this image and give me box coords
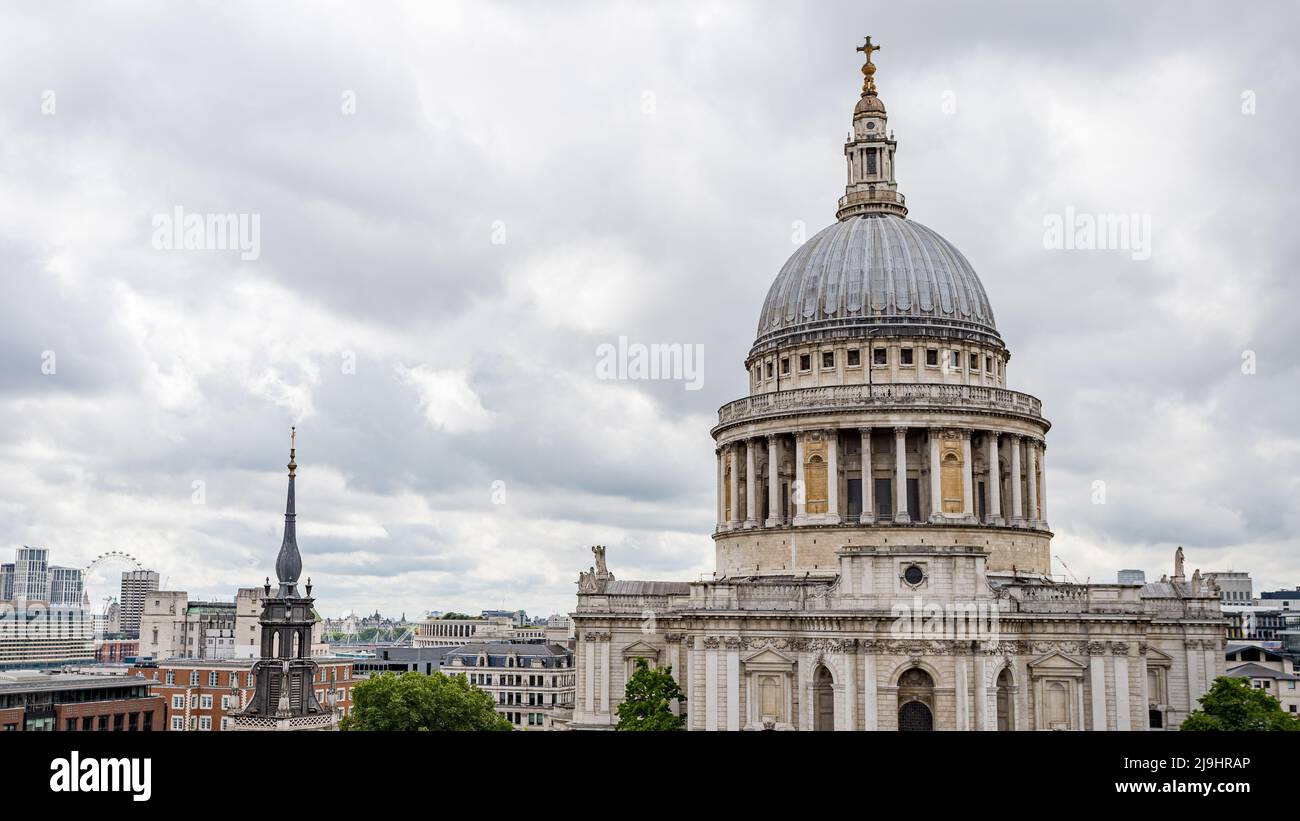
[836,36,908,220]
[233,425,334,730]
[274,426,302,597]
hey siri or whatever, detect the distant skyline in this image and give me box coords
[1,1,1297,617]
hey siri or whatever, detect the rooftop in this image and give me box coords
[133,655,356,670]
[1260,589,1300,599]
[1225,662,1300,681]
[0,670,153,694]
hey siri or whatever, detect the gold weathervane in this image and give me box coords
[857,35,881,96]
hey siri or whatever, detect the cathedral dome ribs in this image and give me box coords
[752,216,1002,358]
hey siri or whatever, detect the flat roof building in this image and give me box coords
[350,646,452,677]
[0,669,164,732]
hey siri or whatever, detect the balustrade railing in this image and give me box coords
[717,383,1042,426]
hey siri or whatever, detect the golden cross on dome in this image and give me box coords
[857,36,881,96]
[856,36,880,64]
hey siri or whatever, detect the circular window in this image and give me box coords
[903,564,925,586]
[866,122,876,130]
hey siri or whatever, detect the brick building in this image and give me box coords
[96,639,140,664]
[0,669,163,732]
[130,656,355,731]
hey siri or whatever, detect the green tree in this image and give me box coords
[616,658,686,731]
[1181,676,1300,731]
[340,671,512,731]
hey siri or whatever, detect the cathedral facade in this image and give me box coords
[570,39,1224,731]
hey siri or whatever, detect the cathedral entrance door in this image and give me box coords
[898,700,933,731]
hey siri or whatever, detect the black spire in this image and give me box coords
[232,426,334,729]
[274,426,302,597]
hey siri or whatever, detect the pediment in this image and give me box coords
[1145,646,1174,667]
[742,647,796,668]
[1027,650,1086,671]
[620,640,662,659]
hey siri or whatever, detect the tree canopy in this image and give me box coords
[616,658,686,731]
[1181,676,1300,731]
[340,671,512,731]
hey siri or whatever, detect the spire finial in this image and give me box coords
[275,427,302,597]
[288,426,297,477]
[856,35,881,97]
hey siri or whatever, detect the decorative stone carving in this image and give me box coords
[578,545,617,594]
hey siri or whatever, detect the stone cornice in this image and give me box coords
[713,383,1047,438]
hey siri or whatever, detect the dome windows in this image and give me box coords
[745,340,1006,393]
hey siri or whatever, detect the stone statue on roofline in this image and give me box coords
[577,545,615,594]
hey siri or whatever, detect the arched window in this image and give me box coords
[996,668,1014,731]
[897,667,935,731]
[813,666,835,731]
[806,453,828,514]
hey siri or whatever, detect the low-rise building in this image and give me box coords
[444,642,575,730]
[413,615,516,647]
[1225,643,1300,675]
[1224,663,1300,717]
[1260,587,1300,611]
[1222,605,1285,642]
[0,669,164,732]
[1204,571,1253,604]
[95,639,140,664]
[544,614,573,646]
[350,646,452,677]
[129,656,355,731]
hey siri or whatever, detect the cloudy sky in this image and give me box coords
[1,1,1296,619]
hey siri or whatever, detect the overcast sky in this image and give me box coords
[1,1,1296,619]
